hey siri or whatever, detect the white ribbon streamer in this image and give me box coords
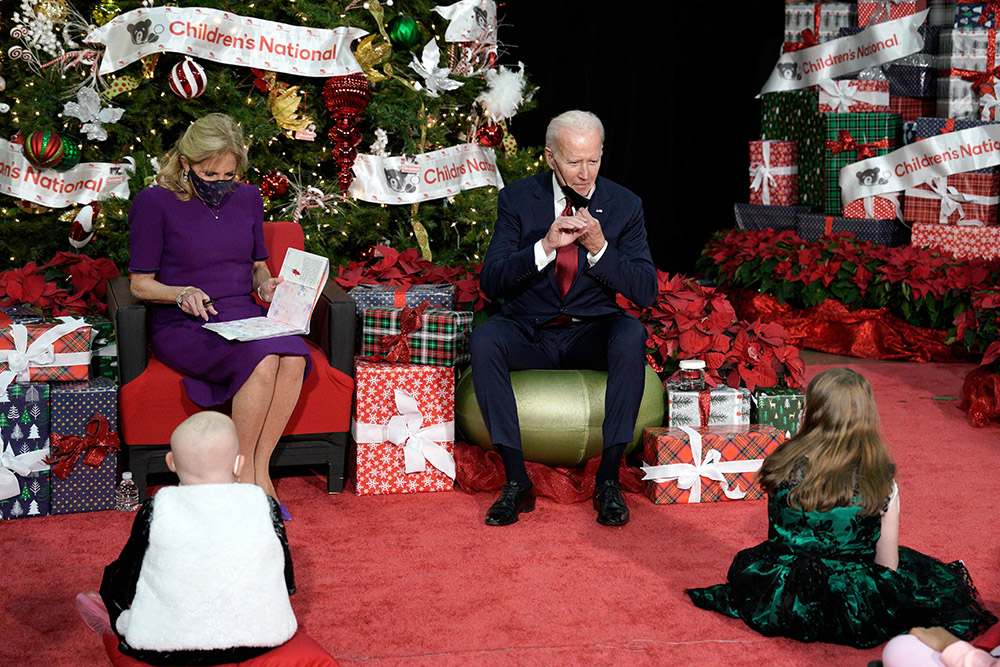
[0,443,50,501]
[640,426,764,503]
[749,142,798,205]
[905,176,1000,225]
[352,389,455,479]
[761,10,928,95]
[0,316,91,386]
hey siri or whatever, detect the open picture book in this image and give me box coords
[203,248,330,342]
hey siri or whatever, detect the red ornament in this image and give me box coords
[10,132,25,148]
[24,129,65,169]
[69,202,101,249]
[260,171,290,199]
[476,123,504,147]
[169,57,207,99]
[322,73,371,193]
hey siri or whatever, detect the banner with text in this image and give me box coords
[760,9,928,95]
[839,125,1000,204]
[86,6,367,78]
[0,139,131,208]
[349,144,504,204]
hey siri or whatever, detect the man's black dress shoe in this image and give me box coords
[593,479,629,526]
[485,480,535,526]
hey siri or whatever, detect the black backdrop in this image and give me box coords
[497,1,786,275]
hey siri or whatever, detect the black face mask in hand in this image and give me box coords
[189,171,234,207]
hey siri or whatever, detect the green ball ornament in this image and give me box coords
[387,16,420,49]
[455,366,666,467]
[56,137,81,170]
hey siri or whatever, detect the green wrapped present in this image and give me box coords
[752,388,805,438]
[361,305,471,367]
[823,112,902,215]
[761,90,825,210]
[83,315,118,382]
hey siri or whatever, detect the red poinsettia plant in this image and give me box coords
[617,272,805,391]
[0,252,119,316]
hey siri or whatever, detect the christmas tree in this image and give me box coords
[0,0,542,277]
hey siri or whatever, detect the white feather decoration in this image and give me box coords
[476,62,526,122]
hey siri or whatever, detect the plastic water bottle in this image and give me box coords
[115,472,140,511]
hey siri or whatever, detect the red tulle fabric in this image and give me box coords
[453,442,645,504]
[728,289,968,363]
[960,366,1000,427]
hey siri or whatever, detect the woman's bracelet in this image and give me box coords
[176,286,195,308]
[256,283,266,301]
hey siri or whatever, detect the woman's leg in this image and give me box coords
[231,355,281,487]
[250,356,306,499]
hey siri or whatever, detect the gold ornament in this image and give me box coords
[92,0,121,26]
[269,85,313,132]
[36,0,69,22]
[355,34,392,83]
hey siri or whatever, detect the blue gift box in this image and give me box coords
[0,305,46,326]
[348,283,456,319]
[734,203,810,232]
[49,377,118,514]
[797,213,911,246]
[0,382,50,520]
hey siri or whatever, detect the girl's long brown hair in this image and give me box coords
[758,368,896,515]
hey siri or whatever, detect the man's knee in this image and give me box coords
[609,317,648,354]
[470,318,510,360]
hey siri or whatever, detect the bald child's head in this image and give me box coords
[166,411,243,485]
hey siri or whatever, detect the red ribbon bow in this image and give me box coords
[782,28,819,53]
[825,130,891,160]
[698,390,713,427]
[378,301,430,363]
[45,412,120,480]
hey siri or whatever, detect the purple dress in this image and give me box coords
[128,184,311,407]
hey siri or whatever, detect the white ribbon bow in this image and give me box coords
[352,389,456,479]
[981,93,999,121]
[868,0,904,24]
[749,142,798,205]
[640,426,764,503]
[818,79,864,112]
[0,443,50,501]
[907,177,999,225]
[0,316,91,385]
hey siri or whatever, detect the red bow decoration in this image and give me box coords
[825,130,891,160]
[45,412,120,479]
[698,390,713,427]
[782,28,819,53]
[377,301,430,363]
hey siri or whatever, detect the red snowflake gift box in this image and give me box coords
[904,173,1000,226]
[351,359,455,496]
[910,222,1000,259]
[843,192,903,220]
[749,140,799,206]
[0,316,91,382]
[640,425,786,505]
[817,79,891,114]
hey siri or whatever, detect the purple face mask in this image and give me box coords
[189,171,234,207]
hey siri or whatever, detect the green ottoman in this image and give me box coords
[455,366,666,467]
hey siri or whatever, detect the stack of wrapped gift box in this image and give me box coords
[0,306,119,520]
[640,381,805,505]
[347,283,472,495]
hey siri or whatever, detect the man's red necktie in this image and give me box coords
[555,200,577,299]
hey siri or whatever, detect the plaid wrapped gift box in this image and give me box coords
[858,0,927,25]
[734,203,809,232]
[348,283,456,319]
[361,306,472,367]
[640,425,786,504]
[667,386,750,428]
[761,91,825,209]
[0,382,51,520]
[904,172,1000,225]
[818,79,891,114]
[891,96,937,122]
[351,359,455,496]
[911,221,1000,257]
[749,140,798,205]
[785,2,856,43]
[49,377,118,514]
[752,388,805,438]
[798,212,911,244]
[0,316,91,383]
[823,113,902,215]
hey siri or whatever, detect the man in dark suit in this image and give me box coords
[471,110,657,527]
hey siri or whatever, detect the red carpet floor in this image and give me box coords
[3,356,998,666]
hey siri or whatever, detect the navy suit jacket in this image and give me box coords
[480,172,657,328]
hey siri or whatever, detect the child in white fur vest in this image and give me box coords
[77,411,297,665]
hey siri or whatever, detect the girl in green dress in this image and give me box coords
[686,368,996,649]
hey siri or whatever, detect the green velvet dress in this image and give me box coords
[686,483,997,648]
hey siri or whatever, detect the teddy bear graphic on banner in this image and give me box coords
[856,167,890,187]
[126,19,161,45]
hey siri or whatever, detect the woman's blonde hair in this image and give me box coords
[155,113,249,201]
[758,368,896,515]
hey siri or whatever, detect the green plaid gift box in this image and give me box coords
[761,90,825,210]
[823,112,902,215]
[361,306,472,367]
[752,388,805,438]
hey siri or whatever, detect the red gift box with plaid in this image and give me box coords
[904,173,1000,226]
[640,425,786,505]
[0,316,91,383]
[817,79,891,114]
[911,222,1000,259]
[890,96,935,123]
[749,140,799,206]
[351,359,455,496]
[858,0,926,26]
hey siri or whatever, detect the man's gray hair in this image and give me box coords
[545,110,605,153]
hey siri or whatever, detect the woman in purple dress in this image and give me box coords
[129,113,308,520]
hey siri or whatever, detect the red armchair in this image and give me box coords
[107,221,355,500]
